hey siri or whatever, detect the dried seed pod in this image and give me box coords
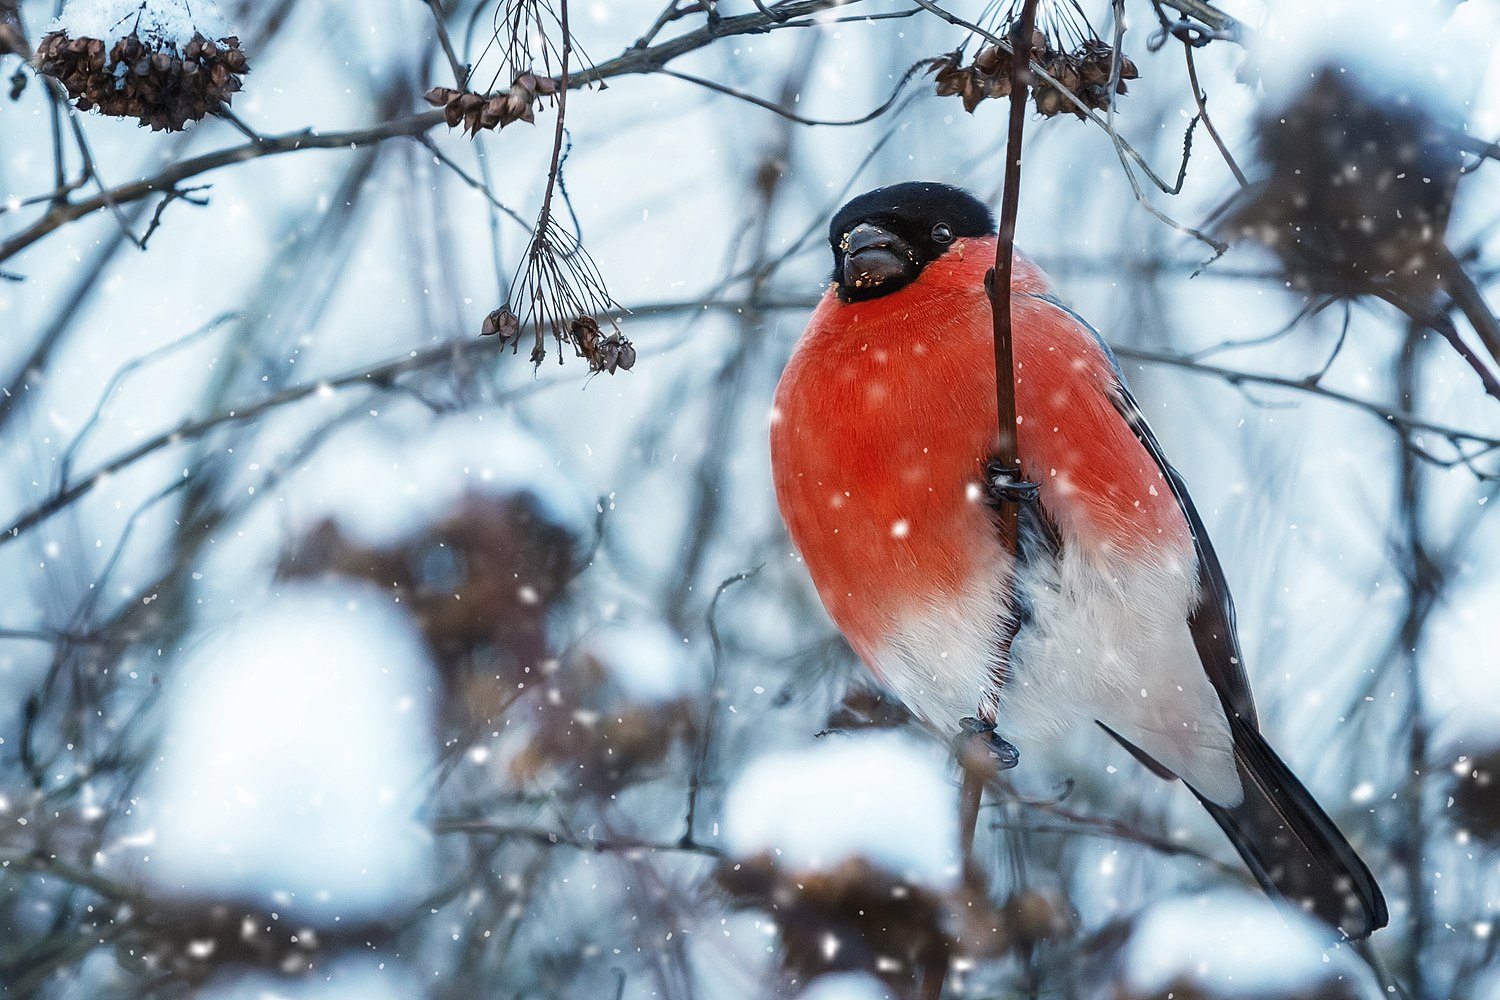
[505,216,628,371]
[1079,83,1113,113]
[932,61,969,98]
[962,69,988,113]
[590,331,636,374]
[480,304,521,342]
[35,1,249,131]
[973,44,1005,76]
[1028,28,1048,60]
[927,23,1139,120]
[1033,84,1065,118]
[1046,52,1081,93]
[565,315,636,373]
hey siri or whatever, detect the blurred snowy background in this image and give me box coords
[1,0,1499,997]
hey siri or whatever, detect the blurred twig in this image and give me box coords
[1112,345,1500,477]
[435,820,725,858]
[686,567,761,847]
[0,337,557,546]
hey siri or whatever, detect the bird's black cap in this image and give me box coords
[828,182,996,302]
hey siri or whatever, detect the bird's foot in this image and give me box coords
[956,715,1020,771]
[985,460,1040,508]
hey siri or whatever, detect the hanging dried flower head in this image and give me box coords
[426,0,598,138]
[1220,66,1464,300]
[35,0,247,131]
[424,72,557,136]
[927,0,1137,119]
[485,215,632,373]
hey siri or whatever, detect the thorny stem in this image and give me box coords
[1183,41,1246,188]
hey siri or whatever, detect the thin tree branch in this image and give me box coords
[2,0,859,266]
[1183,40,1247,187]
[0,337,557,546]
[658,58,925,127]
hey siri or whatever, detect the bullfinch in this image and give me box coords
[769,181,1387,939]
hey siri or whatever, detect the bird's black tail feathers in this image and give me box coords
[1193,713,1388,940]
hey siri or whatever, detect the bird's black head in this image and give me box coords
[829,182,995,302]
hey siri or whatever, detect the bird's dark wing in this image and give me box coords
[1023,293,1386,938]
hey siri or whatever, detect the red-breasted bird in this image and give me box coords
[769,181,1387,939]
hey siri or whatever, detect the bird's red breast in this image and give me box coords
[770,236,1191,669]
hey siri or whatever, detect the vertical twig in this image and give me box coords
[921,4,1039,999]
[1395,327,1433,1000]
[423,0,468,87]
[536,0,571,241]
[684,567,759,846]
[989,0,1038,516]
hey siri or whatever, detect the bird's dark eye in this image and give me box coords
[931,223,953,244]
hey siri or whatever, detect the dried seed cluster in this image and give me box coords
[35,28,247,131]
[280,492,581,729]
[929,34,1137,118]
[1223,67,1463,299]
[510,638,698,792]
[115,902,338,982]
[718,856,999,988]
[567,314,635,374]
[487,218,634,373]
[481,304,634,374]
[424,72,558,136]
[1451,748,1500,845]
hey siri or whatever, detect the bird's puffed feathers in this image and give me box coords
[770,181,1387,939]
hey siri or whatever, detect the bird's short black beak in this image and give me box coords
[839,223,916,300]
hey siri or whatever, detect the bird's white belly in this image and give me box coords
[867,539,1242,806]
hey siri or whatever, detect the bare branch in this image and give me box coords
[1,0,859,266]
[0,337,558,546]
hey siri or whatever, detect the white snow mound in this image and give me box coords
[1123,892,1381,998]
[141,582,436,920]
[722,732,959,890]
[583,620,694,703]
[54,0,232,47]
[294,414,593,549]
[797,973,894,1000]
